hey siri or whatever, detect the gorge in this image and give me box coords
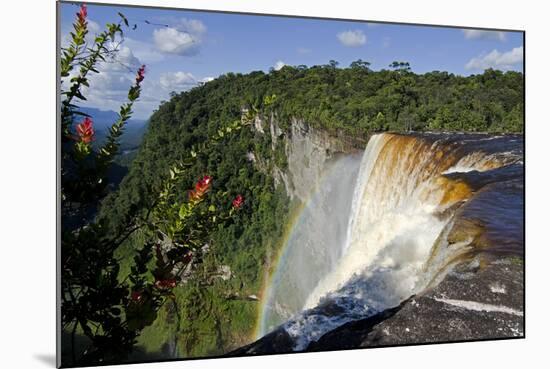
[92,68,524,361]
[242,125,524,354]
[58,5,526,365]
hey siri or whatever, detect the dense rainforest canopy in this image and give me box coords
[245,63,522,134]
[97,64,523,357]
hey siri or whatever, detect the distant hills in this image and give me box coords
[78,107,148,130]
[76,107,149,155]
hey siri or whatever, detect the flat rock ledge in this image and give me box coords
[229,255,524,355]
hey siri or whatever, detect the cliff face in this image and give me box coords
[251,113,365,202]
[230,130,524,356]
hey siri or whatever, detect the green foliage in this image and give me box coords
[188,64,523,137]
[350,59,372,71]
[96,77,290,357]
[60,6,256,366]
[62,5,523,364]
[96,61,523,359]
[60,7,156,364]
[389,60,411,72]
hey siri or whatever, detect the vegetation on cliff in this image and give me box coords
[95,58,523,359]
[61,5,523,363]
[60,6,283,365]
[249,61,523,135]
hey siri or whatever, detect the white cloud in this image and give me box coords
[124,37,164,64]
[154,28,198,55]
[465,46,523,70]
[273,60,286,71]
[179,18,207,35]
[102,44,141,71]
[60,19,101,49]
[159,71,198,90]
[61,43,154,117]
[61,22,161,119]
[337,30,367,47]
[462,29,507,41]
[201,76,215,83]
[153,18,206,56]
[159,72,215,91]
[74,71,134,112]
[87,20,101,36]
[65,45,140,108]
[60,17,212,119]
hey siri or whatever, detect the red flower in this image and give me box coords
[182,250,193,264]
[189,175,212,203]
[155,278,177,289]
[76,117,94,144]
[130,290,143,302]
[135,65,146,85]
[77,4,87,24]
[232,194,244,210]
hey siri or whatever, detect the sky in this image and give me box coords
[60,2,524,119]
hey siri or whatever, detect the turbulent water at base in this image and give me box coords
[259,132,523,350]
[259,154,362,335]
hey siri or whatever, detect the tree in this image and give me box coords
[60,5,252,365]
[76,17,524,358]
[350,59,372,71]
[327,59,339,69]
[389,60,411,72]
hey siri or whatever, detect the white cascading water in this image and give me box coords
[340,135,388,255]
[260,132,520,350]
[259,154,362,335]
[281,134,462,349]
[304,134,460,310]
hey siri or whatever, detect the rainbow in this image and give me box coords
[252,154,361,339]
[250,132,524,349]
[253,201,304,338]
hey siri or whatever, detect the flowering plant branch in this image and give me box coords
[60,5,254,365]
[60,5,125,138]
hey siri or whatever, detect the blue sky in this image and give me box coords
[60,2,524,119]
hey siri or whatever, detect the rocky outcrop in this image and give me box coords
[250,113,365,202]
[234,127,524,355]
[283,118,363,201]
[228,328,295,356]
[230,254,523,356]
[307,255,523,350]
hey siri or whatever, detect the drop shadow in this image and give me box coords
[33,353,57,367]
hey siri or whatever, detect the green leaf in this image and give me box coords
[118,12,129,27]
[71,111,91,118]
[179,204,190,219]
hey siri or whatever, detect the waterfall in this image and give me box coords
[304,133,468,309]
[259,154,362,336]
[258,132,522,350]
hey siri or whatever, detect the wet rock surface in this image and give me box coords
[231,132,524,356]
[228,327,295,356]
[231,255,523,355]
[307,255,524,350]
